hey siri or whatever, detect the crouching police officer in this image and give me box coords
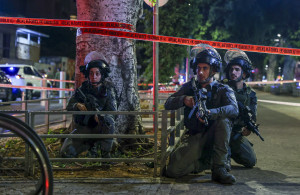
[223,48,257,169]
[60,56,117,159]
[164,44,239,184]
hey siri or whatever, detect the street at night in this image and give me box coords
[1,90,300,194]
[1,0,300,194]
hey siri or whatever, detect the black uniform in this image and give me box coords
[224,80,257,168]
[60,81,117,158]
[164,78,238,178]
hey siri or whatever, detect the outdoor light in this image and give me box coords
[265,65,268,70]
[15,75,23,79]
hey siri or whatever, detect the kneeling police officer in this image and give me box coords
[61,54,117,159]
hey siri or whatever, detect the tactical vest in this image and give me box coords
[234,86,252,107]
[222,79,252,129]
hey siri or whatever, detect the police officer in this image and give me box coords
[164,44,238,184]
[60,57,117,159]
[223,48,257,168]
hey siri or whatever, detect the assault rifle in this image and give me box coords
[235,101,264,141]
[76,88,108,127]
[76,88,101,112]
[188,88,209,126]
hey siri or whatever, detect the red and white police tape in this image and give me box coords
[0,16,135,31]
[0,79,299,93]
[79,28,300,56]
[0,84,73,91]
[1,16,300,56]
[1,16,300,92]
[29,77,75,83]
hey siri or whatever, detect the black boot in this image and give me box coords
[101,151,114,166]
[212,167,236,184]
[101,151,111,158]
[225,158,231,172]
[87,144,99,158]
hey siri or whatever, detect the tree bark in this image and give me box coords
[76,0,144,134]
[282,56,296,81]
[267,54,277,81]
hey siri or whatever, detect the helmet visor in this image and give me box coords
[224,48,251,65]
[191,43,221,60]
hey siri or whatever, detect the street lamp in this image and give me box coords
[262,65,268,81]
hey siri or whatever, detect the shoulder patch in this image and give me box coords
[222,79,229,83]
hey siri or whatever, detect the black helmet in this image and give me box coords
[224,48,253,79]
[80,59,110,81]
[190,44,222,74]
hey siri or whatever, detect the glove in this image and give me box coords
[76,103,87,111]
[241,127,251,136]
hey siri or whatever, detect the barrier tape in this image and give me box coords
[245,80,300,85]
[0,83,173,93]
[30,78,300,86]
[1,81,299,93]
[138,83,177,86]
[138,80,300,86]
[80,28,300,56]
[45,78,75,83]
[30,77,75,83]
[0,16,299,56]
[0,84,74,91]
[138,90,176,93]
[0,16,135,31]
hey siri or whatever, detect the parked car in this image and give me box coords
[0,64,52,100]
[0,69,13,102]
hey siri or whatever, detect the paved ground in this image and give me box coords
[1,90,300,194]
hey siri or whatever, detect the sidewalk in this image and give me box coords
[1,164,300,195]
[1,90,300,194]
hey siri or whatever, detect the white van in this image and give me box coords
[0,64,52,100]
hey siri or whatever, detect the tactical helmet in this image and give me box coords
[190,44,222,74]
[80,59,110,81]
[224,48,253,79]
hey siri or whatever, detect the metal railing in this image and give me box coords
[0,96,69,130]
[0,91,187,178]
[0,108,186,178]
[29,110,159,176]
[160,108,186,176]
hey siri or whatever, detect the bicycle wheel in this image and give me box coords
[0,113,53,195]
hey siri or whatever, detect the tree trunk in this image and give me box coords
[267,54,277,81]
[282,56,296,81]
[76,0,144,134]
[281,56,296,94]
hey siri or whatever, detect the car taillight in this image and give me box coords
[16,74,24,79]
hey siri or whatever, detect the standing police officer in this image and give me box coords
[223,48,257,168]
[164,44,238,184]
[60,56,117,159]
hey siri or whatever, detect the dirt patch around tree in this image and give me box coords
[0,126,161,179]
